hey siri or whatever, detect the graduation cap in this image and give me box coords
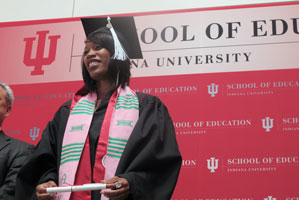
[81,16,143,60]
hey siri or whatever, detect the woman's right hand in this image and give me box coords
[36,180,57,200]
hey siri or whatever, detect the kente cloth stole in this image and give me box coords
[58,86,139,200]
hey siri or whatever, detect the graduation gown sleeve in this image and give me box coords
[115,93,182,200]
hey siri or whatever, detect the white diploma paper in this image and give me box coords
[46,183,106,193]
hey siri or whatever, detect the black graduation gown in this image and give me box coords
[15,91,182,200]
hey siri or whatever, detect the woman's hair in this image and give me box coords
[81,27,131,92]
[0,81,14,107]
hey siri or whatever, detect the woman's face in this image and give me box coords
[83,41,111,81]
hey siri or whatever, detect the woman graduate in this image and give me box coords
[15,16,182,200]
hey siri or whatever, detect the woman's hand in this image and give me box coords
[36,180,57,200]
[101,176,130,200]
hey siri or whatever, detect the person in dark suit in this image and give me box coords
[0,81,34,200]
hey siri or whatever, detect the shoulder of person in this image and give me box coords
[54,99,72,115]
[8,136,34,149]
[136,92,165,107]
[61,99,72,108]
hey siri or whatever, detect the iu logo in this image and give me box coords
[208,83,219,97]
[264,196,277,200]
[30,127,40,141]
[207,157,219,173]
[23,31,61,75]
[262,117,274,132]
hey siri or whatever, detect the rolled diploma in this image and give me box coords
[46,183,106,193]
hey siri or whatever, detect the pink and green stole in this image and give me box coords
[58,86,139,200]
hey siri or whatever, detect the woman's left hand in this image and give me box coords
[101,176,130,200]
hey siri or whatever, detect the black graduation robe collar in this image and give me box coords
[74,86,116,97]
[74,86,116,109]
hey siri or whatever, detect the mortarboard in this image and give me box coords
[81,16,143,60]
